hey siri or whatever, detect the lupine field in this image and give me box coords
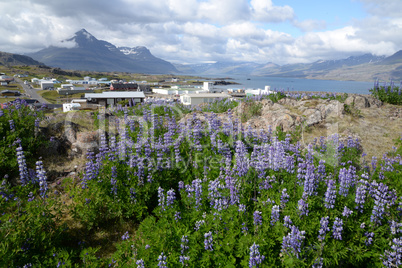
[1,89,402,267]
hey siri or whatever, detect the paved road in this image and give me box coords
[15,78,49,104]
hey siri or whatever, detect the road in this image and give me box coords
[14,78,49,104]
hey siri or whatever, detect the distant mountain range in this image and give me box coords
[27,29,178,74]
[174,52,402,81]
[0,51,43,66]
[1,28,402,81]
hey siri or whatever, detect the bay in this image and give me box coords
[204,75,375,94]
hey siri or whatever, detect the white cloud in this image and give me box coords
[359,0,402,18]
[250,0,294,22]
[198,0,250,23]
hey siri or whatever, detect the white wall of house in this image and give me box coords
[41,82,54,90]
[180,93,230,106]
[245,85,274,96]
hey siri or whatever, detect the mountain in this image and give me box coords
[27,29,177,74]
[176,52,402,81]
[378,50,402,65]
[0,51,44,66]
[119,46,178,74]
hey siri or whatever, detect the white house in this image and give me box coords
[40,81,54,90]
[245,86,274,96]
[180,93,231,106]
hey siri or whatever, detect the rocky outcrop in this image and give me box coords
[70,130,101,157]
[345,95,383,109]
[43,117,102,158]
[241,97,347,132]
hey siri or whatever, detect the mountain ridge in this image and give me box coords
[0,51,44,66]
[27,29,178,74]
[174,51,402,81]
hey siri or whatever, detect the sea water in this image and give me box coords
[205,75,374,94]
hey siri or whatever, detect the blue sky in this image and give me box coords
[0,0,401,65]
[268,0,367,36]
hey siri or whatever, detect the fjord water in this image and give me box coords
[210,75,374,94]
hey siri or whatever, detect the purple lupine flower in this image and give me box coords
[312,257,323,268]
[130,188,136,202]
[27,192,35,202]
[296,160,307,185]
[238,203,246,213]
[318,216,330,241]
[381,238,402,267]
[166,189,175,208]
[135,259,145,268]
[35,160,48,198]
[234,140,249,177]
[9,119,15,131]
[283,216,292,228]
[174,211,181,222]
[121,231,129,240]
[204,231,213,251]
[99,133,109,159]
[316,159,326,179]
[370,181,389,224]
[194,220,205,231]
[180,235,190,264]
[280,188,289,208]
[271,205,280,226]
[157,252,167,268]
[303,163,318,196]
[224,163,239,205]
[193,179,202,210]
[110,166,117,196]
[342,206,353,218]
[390,220,402,235]
[241,222,248,234]
[249,243,265,268]
[259,176,275,190]
[253,211,262,226]
[16,144,29,185]
[281,225,306,259]
[338,166,356,197]
[324,179,336,209]
[332,217,343,240]
[178,181,184,190]
[108,135,117,161]
[355,180,368,213]
[158,187,165,211]
[364,232,374,246]
[297,193,309,217]
[371,156,377,172]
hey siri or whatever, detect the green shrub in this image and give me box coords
[370,81,402,105]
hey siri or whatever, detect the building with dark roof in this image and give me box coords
[110,83,138,91]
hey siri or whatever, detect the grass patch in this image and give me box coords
[238,101,263,123]
[38,90,59,103]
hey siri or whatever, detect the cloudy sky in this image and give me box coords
[0,0,401,65]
